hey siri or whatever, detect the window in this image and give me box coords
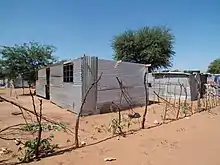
[63,63,73,83]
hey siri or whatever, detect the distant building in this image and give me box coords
[148,71,207,101]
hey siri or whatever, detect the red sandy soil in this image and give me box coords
[0,88,220,165]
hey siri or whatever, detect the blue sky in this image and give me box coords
[0,0,219,71]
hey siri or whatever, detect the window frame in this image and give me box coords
[63,62,74,83]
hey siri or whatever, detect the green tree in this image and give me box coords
[0,42,57,85]
[207,58,220,74]
[112,26,175,70]
[0,61,6,79]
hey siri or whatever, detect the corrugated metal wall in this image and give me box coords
[148,73,206,101]
[97,59,146,113]
[50,58,82,114]
[81,56,99,115]
[36,68,47,98]
[149,74,191,100]
[14,78,29,88]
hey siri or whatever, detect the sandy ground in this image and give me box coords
[0,88,220,165]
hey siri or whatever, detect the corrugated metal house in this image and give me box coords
[36,55,207,115]
[36,55,148,115]
[14,77,29,88]
[148,72,207,101]
[0,78,29,88]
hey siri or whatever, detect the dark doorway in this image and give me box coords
[45,68,50,99]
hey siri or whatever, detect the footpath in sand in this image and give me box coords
[33,107,220,165]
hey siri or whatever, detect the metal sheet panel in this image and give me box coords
[36,68,46,98]
[14,78,29,88]
[49,58,82,113]
[97,59,147,112]
[81,56,98,115]
[149,75,192,100]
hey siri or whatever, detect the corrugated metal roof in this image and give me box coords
[38,56,84,70]
[152,72,191,76]
[39,60,66,70]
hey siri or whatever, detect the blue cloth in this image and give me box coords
[214,76,220,96]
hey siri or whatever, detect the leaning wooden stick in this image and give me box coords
[75,73,103,148]
[141,71,148,129]
[153,91,177,109]
[176,82,183,119]
[116,77,135,113]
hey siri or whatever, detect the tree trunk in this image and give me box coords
[22,78,25,95]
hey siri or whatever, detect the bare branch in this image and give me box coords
[29,88,40,124]
[0,95,74,135]
[18,107,29,127]
[153,91,177,109]
[115,77,135,113]
[141,71,148,129]
[181,83,188,116]
[111,101,126,136]
[176,82,183,119]
[195,75,201,112]
[75,73,103,148]
[111,101,121,125]
[35,99,43,159]
[0,123,26,134]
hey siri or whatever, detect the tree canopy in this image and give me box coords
[0,61,6,79]
[207,58,220,74]
[112,26,175,70]
[0,42,57,84]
